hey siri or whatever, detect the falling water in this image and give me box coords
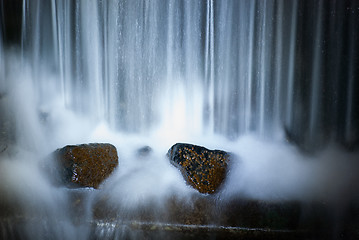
[1,0,359,239]
[9,0,357,146]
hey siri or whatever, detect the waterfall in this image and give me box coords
[1,1,359,239]
[4,0,353,149]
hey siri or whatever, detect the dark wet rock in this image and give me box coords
[0,144,7,154]
[163,195,218,225]
[167,143,232,194]
[89,220,311,240]
[3,189,356,240]
[136,146,152,158]
[54,143,118,189]
[67,188,96,223]
[0,94,16,149]
[92,193,308,232]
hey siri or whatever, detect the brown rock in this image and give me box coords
[55,143,118,188]
[167,143,231,194]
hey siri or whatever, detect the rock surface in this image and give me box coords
[54,143,118,188]
[167,143,231,194]
[136,146,152,158]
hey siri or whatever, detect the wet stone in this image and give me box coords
[54,143,119,189]
[167,143,232,194]
[136,146,152,158]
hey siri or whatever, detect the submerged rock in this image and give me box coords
[167,143,231,194]
[136,146,152,158]
[54,143,118,189]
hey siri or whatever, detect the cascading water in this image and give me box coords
[18,0,359,146]
[1,0,359,239]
